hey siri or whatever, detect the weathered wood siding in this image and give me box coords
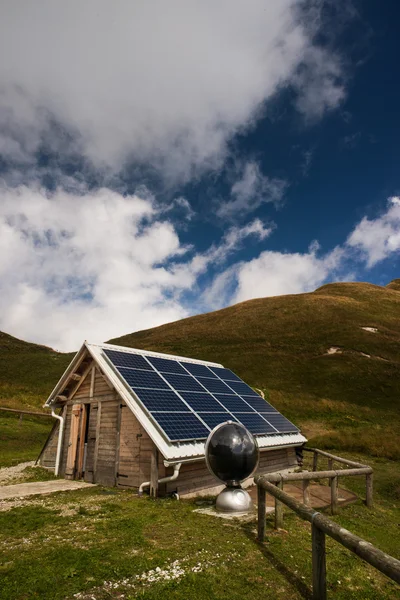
[94,396,119,486]
[117,405,165,489]
[165,447,297,497]
[38,420,59,469]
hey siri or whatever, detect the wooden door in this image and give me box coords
[84,403,98,483]
[65,404,82,479]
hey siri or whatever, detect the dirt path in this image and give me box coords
[0,479,95,500]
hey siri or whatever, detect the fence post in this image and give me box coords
[275,480,283,529]
[257,484,266,542]
[366,473,373,508]
[312,522,327,600]
[328,459,333,486]
[331,475,338,515]
[303,479,310,506]
[313,451,319,472]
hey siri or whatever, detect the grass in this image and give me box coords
[0,330,72,412]
[0,413,53,467]
[2,280,400,465]
[0,454,399,600]
[109,281,400,460]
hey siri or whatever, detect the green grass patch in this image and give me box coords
[0,456,399,600]
[0,413,53,467]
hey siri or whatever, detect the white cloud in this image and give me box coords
[218,161,287,218]
[0,1,348,180]
[0,185,271,350]
[234,244,344,302]
[293,46,346,120]
[346,197,400,267]
[205,242,344,308]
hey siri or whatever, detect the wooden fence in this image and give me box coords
[0,406,52,422]
[259,447,373,519]
[255,448,400,599]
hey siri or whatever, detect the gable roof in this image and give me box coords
[46,341,306,462]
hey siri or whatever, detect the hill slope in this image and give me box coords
[0,331,72,411]
[109,281,400,458]
[1,280,400,459]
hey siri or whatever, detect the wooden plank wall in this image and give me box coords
[39,421,59,469]
[117,406,165,489]
[165,447,297,497]
[95,396,119,486]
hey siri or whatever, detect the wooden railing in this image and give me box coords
[255,448,400,599]
[0,406,52,422]
[261,447,373,520]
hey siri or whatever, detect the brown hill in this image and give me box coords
[109,280,400,458]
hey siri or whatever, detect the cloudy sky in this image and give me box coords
[1,0,400,351]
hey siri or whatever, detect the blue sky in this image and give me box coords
[0,0,399,350]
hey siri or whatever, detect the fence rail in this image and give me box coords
[256,477,400,599]
[262,447,373,518]
[0,406,52,418]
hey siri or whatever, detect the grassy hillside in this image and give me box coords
[109,281,400,459]
[1,280,400,462]
[0,331,72,411]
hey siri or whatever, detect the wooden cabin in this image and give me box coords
[39,342,306,497]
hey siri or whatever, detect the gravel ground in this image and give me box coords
[0,461,35,485]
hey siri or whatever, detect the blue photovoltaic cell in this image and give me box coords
[151,412,209,441]
[104,349,153,371]
[262,413,299,433]
[102,347,300,441]
[210,366,242,381]
[196,377,234,394]
[147,356,188,375]
[133,389,190,412]
[224,380,259,396]
[235,413,277,435]
[181,362,217,378]
[214,394,256,413]
[118,367,170,390]
[179,392,225,412]
[240,396,278,413]
[198,412,234,430]
[162,372,205,392]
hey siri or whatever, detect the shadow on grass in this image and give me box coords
[241,521,312,600]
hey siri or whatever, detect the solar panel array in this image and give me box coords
[103,348,299,443]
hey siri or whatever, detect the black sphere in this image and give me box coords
[205,421,259,485]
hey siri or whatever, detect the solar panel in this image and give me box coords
[162,372,205,392]
[104,349,153,371]
[198,412,234,430]
[102,347,299,442]
[213,394,256,413]
[148,356,188,375]
[209,366,242,381]
[151,412,209,441]
[179,392,225,412]
[196,377,234,394]
[181,362,217,378]
[240,396,278,413]
[118,367,170,390]
[133,389,190,412]
[224,380,259,396]
[234,413,277,435]
[261,413,299,433]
